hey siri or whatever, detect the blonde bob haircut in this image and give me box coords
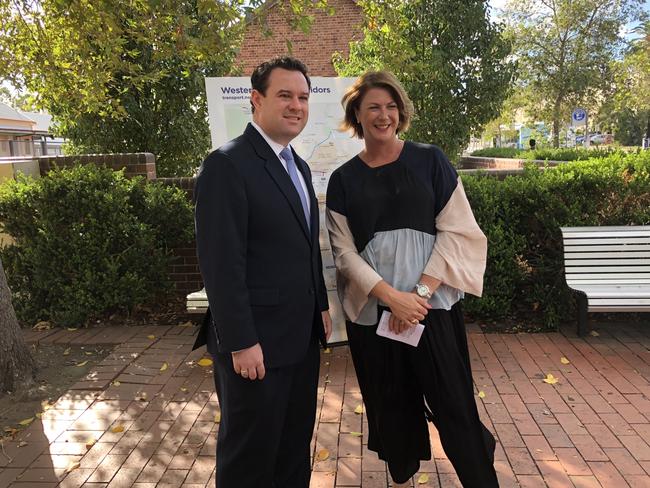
[340,71,414,139]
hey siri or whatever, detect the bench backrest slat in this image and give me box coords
[564,252,650,260]
[564,244,650,252]
[563,236,650,245]
[565,258,650,265]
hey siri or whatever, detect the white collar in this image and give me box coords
[251,121,291,158]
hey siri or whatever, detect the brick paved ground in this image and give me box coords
[0,320,648,487]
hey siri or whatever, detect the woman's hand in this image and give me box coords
[384,289,432,333]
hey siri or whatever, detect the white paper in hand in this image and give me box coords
[376,311,424,347]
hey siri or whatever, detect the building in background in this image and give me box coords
[236,0,363,76]
[0,102,64,158]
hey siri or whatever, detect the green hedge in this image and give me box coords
[463,150,650,327]
[0,164,193,326]
[470,146,628,161]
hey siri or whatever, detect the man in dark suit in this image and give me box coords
[193,56,332,488]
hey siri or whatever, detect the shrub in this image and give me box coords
[470,146,629,161]
[0,164,193,326]
[470,147,521,158]
[463,150,650,327]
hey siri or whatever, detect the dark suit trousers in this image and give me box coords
[207,326,320,488]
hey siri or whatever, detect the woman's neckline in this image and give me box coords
[356,140,408,169]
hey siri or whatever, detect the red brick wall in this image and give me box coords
[236,0,363,76]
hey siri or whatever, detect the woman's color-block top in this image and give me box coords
[326,141,487,325]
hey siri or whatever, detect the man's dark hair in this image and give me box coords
[250,56,311,113]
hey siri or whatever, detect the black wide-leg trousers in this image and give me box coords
[346,302,499,487]
[208,327,320,488]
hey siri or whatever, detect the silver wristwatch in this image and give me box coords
[414,283,432,299]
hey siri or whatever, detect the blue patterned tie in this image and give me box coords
[280,147,310,230]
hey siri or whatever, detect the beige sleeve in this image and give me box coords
[423,177,487,297]
[326,208,383,296]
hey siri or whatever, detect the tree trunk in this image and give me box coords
[0,257,34,393]
[552,96,562,148]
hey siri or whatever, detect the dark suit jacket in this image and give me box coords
[193,123,329,368]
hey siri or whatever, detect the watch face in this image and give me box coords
[416,284,430,297]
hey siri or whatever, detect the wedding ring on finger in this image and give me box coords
[410,319,418,325]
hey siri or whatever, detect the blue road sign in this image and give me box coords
[572,108,586,123]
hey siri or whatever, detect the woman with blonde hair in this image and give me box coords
[326,71,499,487]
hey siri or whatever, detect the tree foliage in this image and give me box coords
[503,0,644,147]
[0,0,329,176]
[333,0,516,159]
[601,20,650,145]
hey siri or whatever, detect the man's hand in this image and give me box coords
[232,343,265,380]
[322,310,332,341]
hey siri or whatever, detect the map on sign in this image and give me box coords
[205,77,364,343]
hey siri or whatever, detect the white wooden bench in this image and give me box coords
[561,225,650,335]
[186,288,208,314]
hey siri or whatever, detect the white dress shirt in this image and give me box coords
[250,121,311,216]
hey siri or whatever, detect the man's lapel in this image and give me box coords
[244,124,311,243]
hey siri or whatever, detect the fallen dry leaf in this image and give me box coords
[110,425,125,433]
[66,327,78,332]
[63,348,71,356]
[112,381,121,386]
[590,330,600,337]
[32,321,52,330]
[323,348,331,354]
[354,405,364,415]
[214,412,221,423]
[543,373,559,385]
[197,358,213,367]
[35,413,43,419]
[18,441,28,447]
[316,448,330,461]
[417,473,429,484]
[349,431,362,437]
[85,351,93,356]
[76,360,88,367]
[180,387,188,392]
[178,321,193,327]
[160,362,168,372]
[560,357,570,365]
[147,335,156,340]
[478,391,486,399]
[86,438,96,449]
[18,417,34,426]
[65,461,81,473]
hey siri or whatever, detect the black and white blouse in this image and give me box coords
[326,141,487,325]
